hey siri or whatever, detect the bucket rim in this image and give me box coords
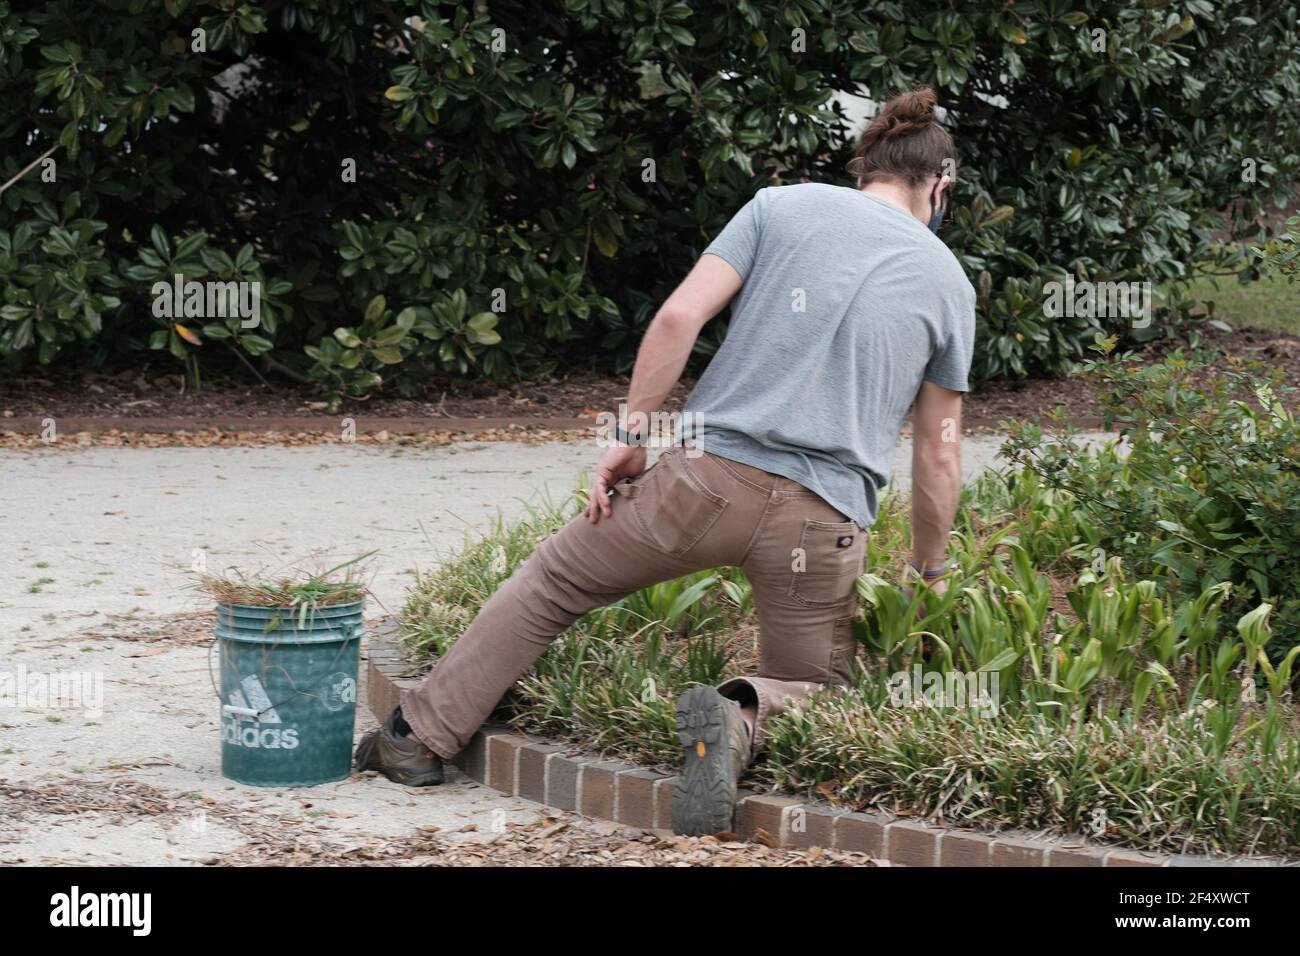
[215,599,366,614]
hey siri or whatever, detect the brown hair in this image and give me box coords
[846,86,955,189]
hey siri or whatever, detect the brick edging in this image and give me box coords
[365,636,1285,867]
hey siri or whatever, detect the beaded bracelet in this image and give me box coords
[908,559,948,578]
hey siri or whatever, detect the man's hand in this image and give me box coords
[917,575,949,599]
[584,444,648,523]
[901,573,950,660]
[901,571,948,616]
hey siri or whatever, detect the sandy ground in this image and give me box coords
[0,434,1109,865]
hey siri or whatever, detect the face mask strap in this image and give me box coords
[925,170,954,234]
[927,177,947,234]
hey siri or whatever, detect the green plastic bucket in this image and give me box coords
[215,600,364,787]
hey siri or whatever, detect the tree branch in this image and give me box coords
[0,144,58,197]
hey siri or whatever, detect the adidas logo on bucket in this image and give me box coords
[222,674,301,749]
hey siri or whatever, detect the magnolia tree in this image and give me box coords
[1,0,1297,401]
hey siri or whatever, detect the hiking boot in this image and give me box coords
[671,685,753,836]
[354,706,445,787]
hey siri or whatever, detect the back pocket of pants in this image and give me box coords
[627,447,727,556]
[789,519,866,607]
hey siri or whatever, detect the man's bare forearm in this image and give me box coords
[617,254,742,433]
[911,446,961,569]
[621,310,698,431]
[909,382,965,572]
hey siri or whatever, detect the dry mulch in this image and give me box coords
[73,609,217,647]
[0,424,598,450]
[2,326,1295,448]
[0,367,675,423]
[0,777,880,867]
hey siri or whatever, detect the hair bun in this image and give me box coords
[886,87,936,124]
[847,85,953,187]
[870,86,937,142]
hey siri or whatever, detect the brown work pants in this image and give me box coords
[402,444,867,761]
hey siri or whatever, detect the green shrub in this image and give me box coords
[1001,340,1300,654]
[1254,213,1300,284]
[3,1,1298,398]
[854,553,1295,722]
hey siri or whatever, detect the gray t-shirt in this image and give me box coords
[677,182,976,529]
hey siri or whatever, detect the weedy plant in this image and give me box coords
[195,551,376,629]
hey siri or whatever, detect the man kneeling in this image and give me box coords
[356,87,974,836]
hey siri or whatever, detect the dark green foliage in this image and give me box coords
[2,1,1297,399]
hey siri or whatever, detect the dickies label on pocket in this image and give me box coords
[789,520,866,607]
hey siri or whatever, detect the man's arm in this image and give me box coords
[624,253,742,430]
[910,380,963,586]
[585,253,743,522]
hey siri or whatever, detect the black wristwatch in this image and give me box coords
[613,422,647,447]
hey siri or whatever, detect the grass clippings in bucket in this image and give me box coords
[195,551,377,627]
